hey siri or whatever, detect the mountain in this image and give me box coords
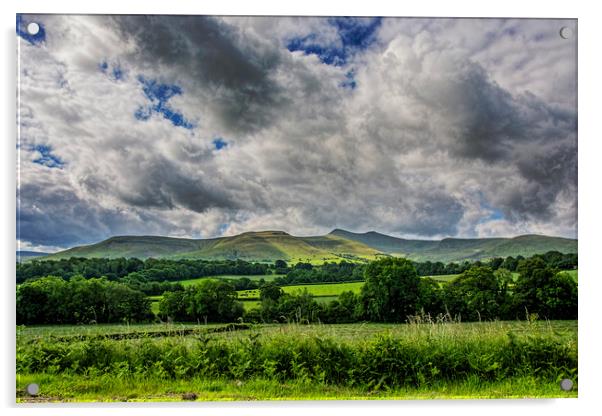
[41,230,577,263]
[329,229,577,262]
[16,251,50,263]
[43,231,382,263]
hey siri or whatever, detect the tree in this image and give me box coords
[417,277,446,316]
[159,280,244,323]
[260,283,284,302]
[513,257,577,319]
[359,258,421,322]
[443,266,507,321]
[274,260,288,269]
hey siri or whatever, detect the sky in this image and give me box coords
[16,15,578,252]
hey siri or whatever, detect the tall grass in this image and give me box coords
[17,322,576,389]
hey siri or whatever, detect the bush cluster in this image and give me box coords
[16,328,577,388]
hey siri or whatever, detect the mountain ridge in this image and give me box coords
[39,229,577,264]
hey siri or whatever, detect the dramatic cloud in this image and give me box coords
[16,15,577,250]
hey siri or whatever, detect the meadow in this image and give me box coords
[16,320,577,402]
[178,274,284,286]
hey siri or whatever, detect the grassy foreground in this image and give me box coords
[16,321,577,402]
[17,373,576,402]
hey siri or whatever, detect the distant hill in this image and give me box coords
[41,229,577,263]
[17,251,50,263]
[43,231,382,264]
[329,229,578,262]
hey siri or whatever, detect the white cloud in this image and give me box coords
[17,15,577,249]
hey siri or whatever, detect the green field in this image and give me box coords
[150,280,357,311]
[16,321,577,402]
[236,281,365,307]
[178,274,283,287]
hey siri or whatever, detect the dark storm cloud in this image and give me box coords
[112,15,287,134]
[451,72,578,222]
[501,144,578,222]
[115,156,238,213]
[18,182,113,247]
[17,180,192,248]
[446,65,526,162]
[396,193,465,236]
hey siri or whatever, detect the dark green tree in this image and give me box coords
[159,280,243,323]
[359,258,421,322]
[260,283,284,302]
[417,277,446,316]
[274,260,288,269]
[513,257,577,319]
[443,266,507,321]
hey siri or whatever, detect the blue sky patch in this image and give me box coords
[100,60,125,81]
[112,65,124,81]
[213,138,228,150]
[287,17,382,66]
[340,70,357,90]
[217,223,230,235]
[478,198,505,222]
[16,14,46,45]
[135,75,194,129]
[31,145,64,169]
[487,208,505,221]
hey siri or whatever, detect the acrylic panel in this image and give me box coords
[16,14,578,402]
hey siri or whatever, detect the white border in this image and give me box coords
[2,1,601,415]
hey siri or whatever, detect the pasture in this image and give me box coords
[178,274,283,287]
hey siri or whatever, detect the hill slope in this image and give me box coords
[43,230,577,263]
[330,230,577,262]
[44,231,382,263]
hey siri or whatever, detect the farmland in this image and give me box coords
[179,274,283,286]
[151,270,579,311]
[16,254,579,401]
[238,281,365,300]
[16,320,577,402]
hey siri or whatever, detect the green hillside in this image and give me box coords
[177,231,331,262]
[46,236,217,260]
[330,230,577,262]
[43,229,577,264]
[44,231,382,263]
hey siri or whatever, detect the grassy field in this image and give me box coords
[179,274,283,287]
[16,373,575,402]
[238,281,365,301]
[16,321,577,402]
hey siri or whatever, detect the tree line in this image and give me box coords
[16,276,153,324]
[16,254,577,325]
[17,257,271,284]
[17,251,577,291]
[240,257,577,324]
[154,257,576,324]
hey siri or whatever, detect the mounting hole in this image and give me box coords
[559,27,573,39]
[26,383,40,396]
[560,378,574,391]
[27,22,40,36]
